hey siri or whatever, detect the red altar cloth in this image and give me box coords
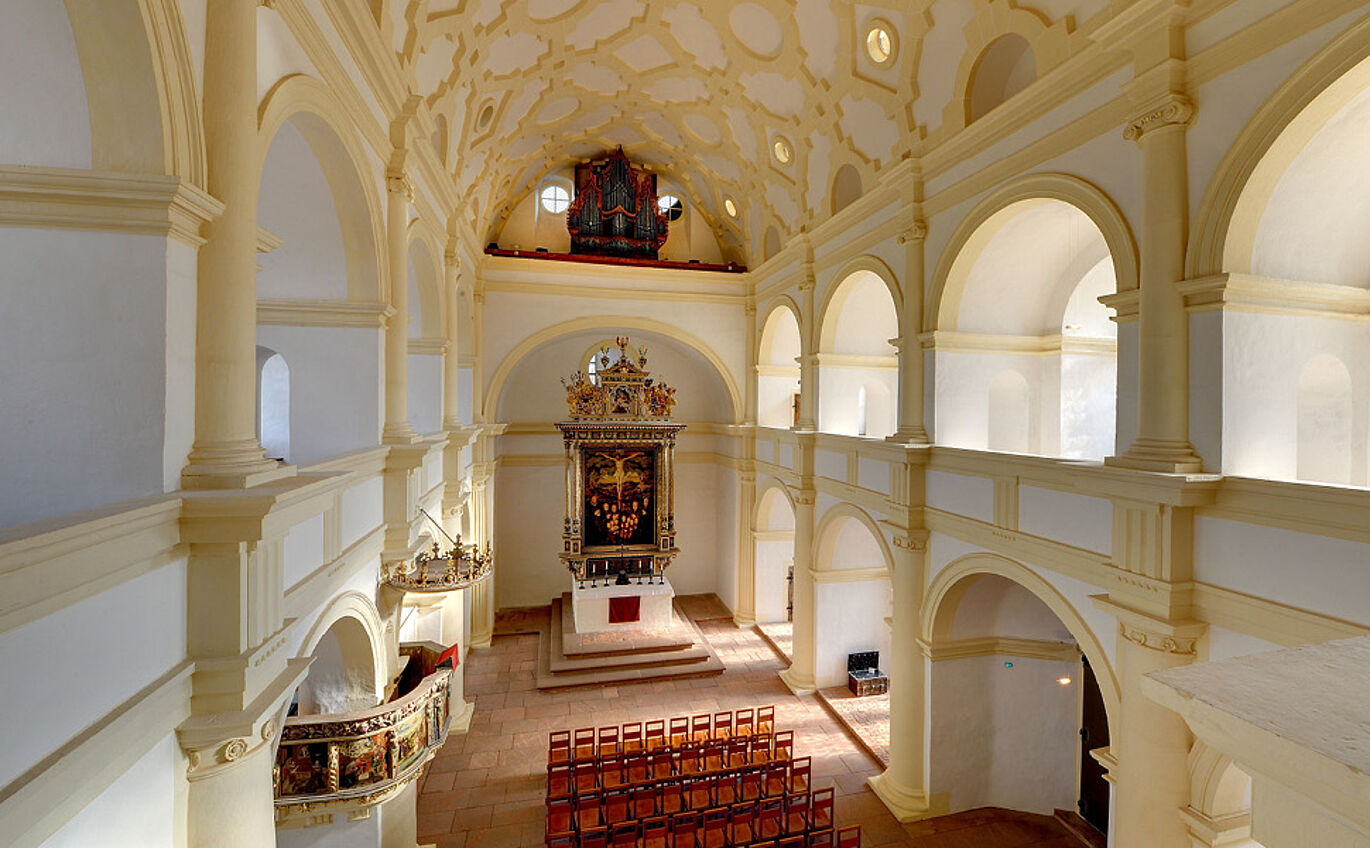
[608,596,641,624]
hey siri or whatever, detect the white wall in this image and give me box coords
[39,733,179,848]
[0,1,91,168]
[407,353,444,435]
[256,325,383,465]
[813,580,892,687]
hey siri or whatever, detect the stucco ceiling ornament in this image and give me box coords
[1123,93,1196,142]
[1120,624,1199,655]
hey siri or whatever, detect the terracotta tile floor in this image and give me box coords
[818,687,891,768]
[416,599,1085,848]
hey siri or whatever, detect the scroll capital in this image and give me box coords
[1123,94,1195,143]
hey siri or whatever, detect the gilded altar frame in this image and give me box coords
[555,420,685,582]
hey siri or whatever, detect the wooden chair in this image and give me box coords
[749,732,774,765]
[669,716,691,746]
[684,775,713,811]
[545,796,575,842]
[642,816,670,848]
[604,786,631,824]
[734,708,755,738]
[701,741,726,774]
[757,706,775,734]
[808,829,834,848]
[810,787,834,830]
[778,836,806,848]
[623,721,644,753]
[772,730,794,762]
[599,725,621,758]
[669,811,699,848]
[601,753,627,789]
[728,800,759,846]
[677,745,704,776]
[757,797,784,840]
[713,770,741,807]
[581,827,609,848]
[574,759,599,793]
[713,711,733,739]
[610,821,639,848]
[740,765,764,801]
[763,761,789,797]
[783,792,810,835]
[788,757,810,794]
[547,762,572,797]
[701,806,730,848]
[546,834,575,848]
[576,789,604,829]
[726,737,750,769]
[632,783,658,819]
[650,749,675,780]
[660,779,686,816]
[625,751,650,785]
[836,826,861,848]
[645,719,667,751]
[690,713,712,743]
[549,730,572,765]
[574,727,598,761]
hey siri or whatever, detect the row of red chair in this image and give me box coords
[550,734,797,791]
[548,821,859,848]
[549,790,843,848]
[550,758,813,823]
[551,708,777,764]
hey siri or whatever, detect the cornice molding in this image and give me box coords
[920,636,1081,662]
[919,330,1117,356]
[257,299,394,328]
[408,337,449,355]
[1094,595,1208,655]
[808,566,890,584]
[0,167,223,247]
[1178,273,1370,319]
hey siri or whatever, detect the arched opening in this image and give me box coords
[926,572,1107,834]
[831,165,863,215]
[934,198,1118,459]
[293,615,382,716]
[764,226,783,262]
[255,104,385,465]
[407,236,445,435]
[968,34,1037,123]
[256,346,291,462]
[817,269,899,438]
[757,305,802,428]
[753,483,796,625]
[811,509,892,687]
[1189,747,1268,847]
[1216,60,1370,487]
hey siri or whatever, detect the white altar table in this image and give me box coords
[571,578,675,633]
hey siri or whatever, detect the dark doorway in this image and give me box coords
[1077,654,1111,834]
[785,564,794,622]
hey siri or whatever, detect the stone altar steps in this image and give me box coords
[536,594,725,689]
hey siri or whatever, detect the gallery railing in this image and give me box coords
[272,645,454,822]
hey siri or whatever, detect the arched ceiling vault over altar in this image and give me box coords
[387,0,929,264]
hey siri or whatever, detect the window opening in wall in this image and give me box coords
[865,24,894,65]
[257,346,290,462]
[586,343,624,386]
[540,184,571,214]
[724,197,738,218]
[657,193,684,222]
[772,137,793,165]
[857,385,869,436]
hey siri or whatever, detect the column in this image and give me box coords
[442,247,463,430]
[890,220,930,444]
[869,531,933,821]
[795,243,819,432]
[734,466,758,627]
[467,434,495,647]
[1104,603,1207,848]
[1109,93,1203,472]
[779,485,817,694]
[383,166,417,443]
[182,0,284,488]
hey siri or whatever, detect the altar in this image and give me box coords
[570,578,675,632]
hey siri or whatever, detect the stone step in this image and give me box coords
[549,598,714,673]
[537,598,725,689]
[559,592,697,657]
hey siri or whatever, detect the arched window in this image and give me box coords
[256,346,290,462]
[968,34,1036,122]
[856,385,868,436]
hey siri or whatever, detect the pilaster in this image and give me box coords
[382,164,417,444]
[889,217,930,445]
[734,458,758,627]
[794,237,819,433]
[779,435,817,694]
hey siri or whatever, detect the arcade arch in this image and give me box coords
[757,303,802,429]
[808,505,893,688]
[752,481,796,625]
[407,231,446,435]
[932,192,1121,460]
[293,593,388,716]
[816,267,900,438]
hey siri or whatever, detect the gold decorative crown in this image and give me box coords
[561,336,677,421]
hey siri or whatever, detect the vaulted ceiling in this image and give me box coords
[380,0,1106,263]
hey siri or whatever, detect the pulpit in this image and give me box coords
[557,338,684,634]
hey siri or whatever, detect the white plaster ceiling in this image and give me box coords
[397,0,921,262]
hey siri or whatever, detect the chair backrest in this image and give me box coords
[759,796,783,822]
[547,834,576,848]
[778,836,805,848]
[671,810,699,834]
[550,729,571,753]
[757,705,775,731]
[730,800,757,822]
[623,721,643,747]
[581,826,608,848]
[735,707,754,734]
[646,719,666,743]
[547,795,573,816]
[811,786,833,814]
[790,756,811,784]
[661,778,683,808]
[643,816,669,840]
[610,822,638,848]
[785,791,810,813]
[714,711,732,734]
[669,716,689,738]
[773,730,794,758]
[601,725,620,745]
[691,713,711,737]
[808,828,834,848]
[836,825,861,848]
[702,806,728,829]
[575,727,597,758]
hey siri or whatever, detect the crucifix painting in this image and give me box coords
[583,447,655,548]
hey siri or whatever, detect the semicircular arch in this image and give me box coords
[922,552,1121,733]
[485,316,744,424]
[812,502,894,576]
[754,476,797,527]
[257,74,385,302]
[927,173,1138,333]
[758,299,803,363]
[295,590,389,707]
[817,255,904,352]
[406,219,447,340]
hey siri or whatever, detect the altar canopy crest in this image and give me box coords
[561,336,677,421]
[567,148,669,258]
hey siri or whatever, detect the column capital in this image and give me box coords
[1123,93,1195,142]
[897,220,928,244]
[892,530,928,552]
[386,169,412,200]
[1095,595,1207,655]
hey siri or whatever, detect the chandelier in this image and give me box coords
[384,508,492,592]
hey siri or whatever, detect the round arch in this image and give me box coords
[257,74,385,302]
[1189,23,1370,278]
[812,502,895,576]
[757,297,803,355]
[942,1,1068,132]
[922,552,1121,732]
[1188,740,1255,820]
[754,476,797,526]
[817,255,904,351]
[927,173,1139,333]
[295,590,389,711]
[484,316,744,423]
[406,219,447,340]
